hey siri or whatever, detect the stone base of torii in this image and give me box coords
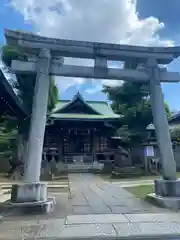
[10,183,55,215]
[147,180,180,210]
[4,29,180,214]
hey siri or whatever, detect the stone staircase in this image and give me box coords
[67,163,93,173]
[112,165,143,178]
[64,155,73,163]
[64,155,94,173]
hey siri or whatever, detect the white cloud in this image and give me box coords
[55,77,85,93]
[86,79,124,94]
[9,0,174,94]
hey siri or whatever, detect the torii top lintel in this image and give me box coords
[4,29,180,64]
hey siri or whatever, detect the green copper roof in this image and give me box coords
[50,92,120,120]
[50,113,119,120]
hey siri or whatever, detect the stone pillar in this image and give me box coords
[10,49,54,210]
[24,48,51,183]
[94,57,108,77]
[147,57,176,180]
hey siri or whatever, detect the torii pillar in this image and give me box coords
[148,58,176,180]
[11,49,55,213]
[147,58,180,209]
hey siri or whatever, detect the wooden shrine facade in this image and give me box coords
[43,92,120,163]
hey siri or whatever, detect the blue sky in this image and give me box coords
[1,0,180,111]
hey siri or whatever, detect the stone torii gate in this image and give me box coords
[5,29,180,211]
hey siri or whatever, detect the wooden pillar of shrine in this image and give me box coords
[58,135,63,162]
[91,129,96,162]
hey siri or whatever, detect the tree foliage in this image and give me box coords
[171,126,180,140]
[1,44,59,166]
[1,45,59,114]
[0,119,18,158]
[103,61,171,146]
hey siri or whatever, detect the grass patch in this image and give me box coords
[53,175,68,180]
[0,173,10,182]
[101,174,160,182]
[101,172,180,182]
[124,185,154,199]
[40,172,68,181]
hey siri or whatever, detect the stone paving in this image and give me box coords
[0,173,179,239]
[0,173,171,221]
[68,173,170,214]
[1,213,180,239]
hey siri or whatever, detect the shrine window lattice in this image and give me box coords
[84,143,91,153]
[99,137,108,152]
[63,136,92,153]
[64,138,71,152]
[45,136,58,147]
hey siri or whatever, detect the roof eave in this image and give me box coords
[0,70,28,120]
[49,117,120,122]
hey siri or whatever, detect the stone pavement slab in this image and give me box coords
[125,213,180,223]
[113,222,180,237]
[52,223,116,238]
[1,213,180,239]
[0,218,66,239]
[82,189,108,208]
[73,205,92,214]
[89,206,111,214]
[109,205,131,213]
[66,213,128,224]
[71,192,88,206]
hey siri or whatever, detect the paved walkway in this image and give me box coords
[1,213,180,239]
[68,173,170,214]
[1,173,180,239]
[0,173,170,218]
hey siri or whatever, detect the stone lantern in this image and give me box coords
[142,124,157,174]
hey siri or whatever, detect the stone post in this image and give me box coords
[147,58,176,180]
[10,49,53,207]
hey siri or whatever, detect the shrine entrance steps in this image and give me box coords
[64,155,94,173]
[66,163,93,173]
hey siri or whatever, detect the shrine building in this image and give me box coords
[43,92,121,164]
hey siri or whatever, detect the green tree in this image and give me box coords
[103,61,171,146]
[1,45,58,113]
[1,44,59,163]
[0,119,18,158]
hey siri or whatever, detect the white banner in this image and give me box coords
[145,146,154,157]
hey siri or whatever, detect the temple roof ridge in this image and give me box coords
[59,91,109,104]
[72,90,84,101]
[53,91,102,115]
[50,91,121,120]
